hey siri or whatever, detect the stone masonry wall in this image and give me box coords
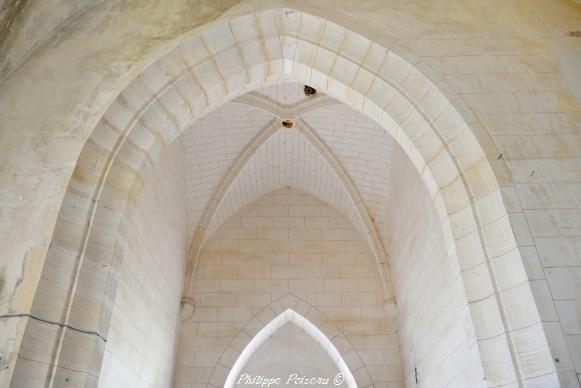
[99,141,188,388]
[389,147,485,388]
[174,188,401,387]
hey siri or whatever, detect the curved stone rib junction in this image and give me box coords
[184,107,392,301]
[233,90,339,119]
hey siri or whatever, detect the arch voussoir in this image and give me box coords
[20,7,554,388]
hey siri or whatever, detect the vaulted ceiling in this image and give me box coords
[181,82,396,263]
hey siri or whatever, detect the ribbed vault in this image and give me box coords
[182,83,341,238]
[15,7,550,388]
[223,86,396,247]
[183,103,275,235]
[183,84,393,300]
[203,125,367,245]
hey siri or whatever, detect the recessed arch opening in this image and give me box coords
[224,308,357,388]
[12,6,554,388]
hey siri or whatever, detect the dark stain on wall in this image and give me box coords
[0,270,5,296]
[0,0,27,54]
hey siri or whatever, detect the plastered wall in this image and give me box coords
[99,141,188,388]
[174,188,401,387]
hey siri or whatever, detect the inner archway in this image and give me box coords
[225,308,355,388]
[182,187,397,387]
[235,324,347,388]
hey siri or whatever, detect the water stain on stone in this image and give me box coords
[0,0,27,50]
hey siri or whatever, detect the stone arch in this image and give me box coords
[14,7,554,387]
[208,294,366,388]
[224,308,356,388]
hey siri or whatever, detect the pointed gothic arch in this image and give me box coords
[208,294,364,388]
[11,7,554,387]
[224,308,356,388]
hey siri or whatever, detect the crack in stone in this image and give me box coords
[0,313,107,343]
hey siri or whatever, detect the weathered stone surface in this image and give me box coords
[0,1,580,387]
